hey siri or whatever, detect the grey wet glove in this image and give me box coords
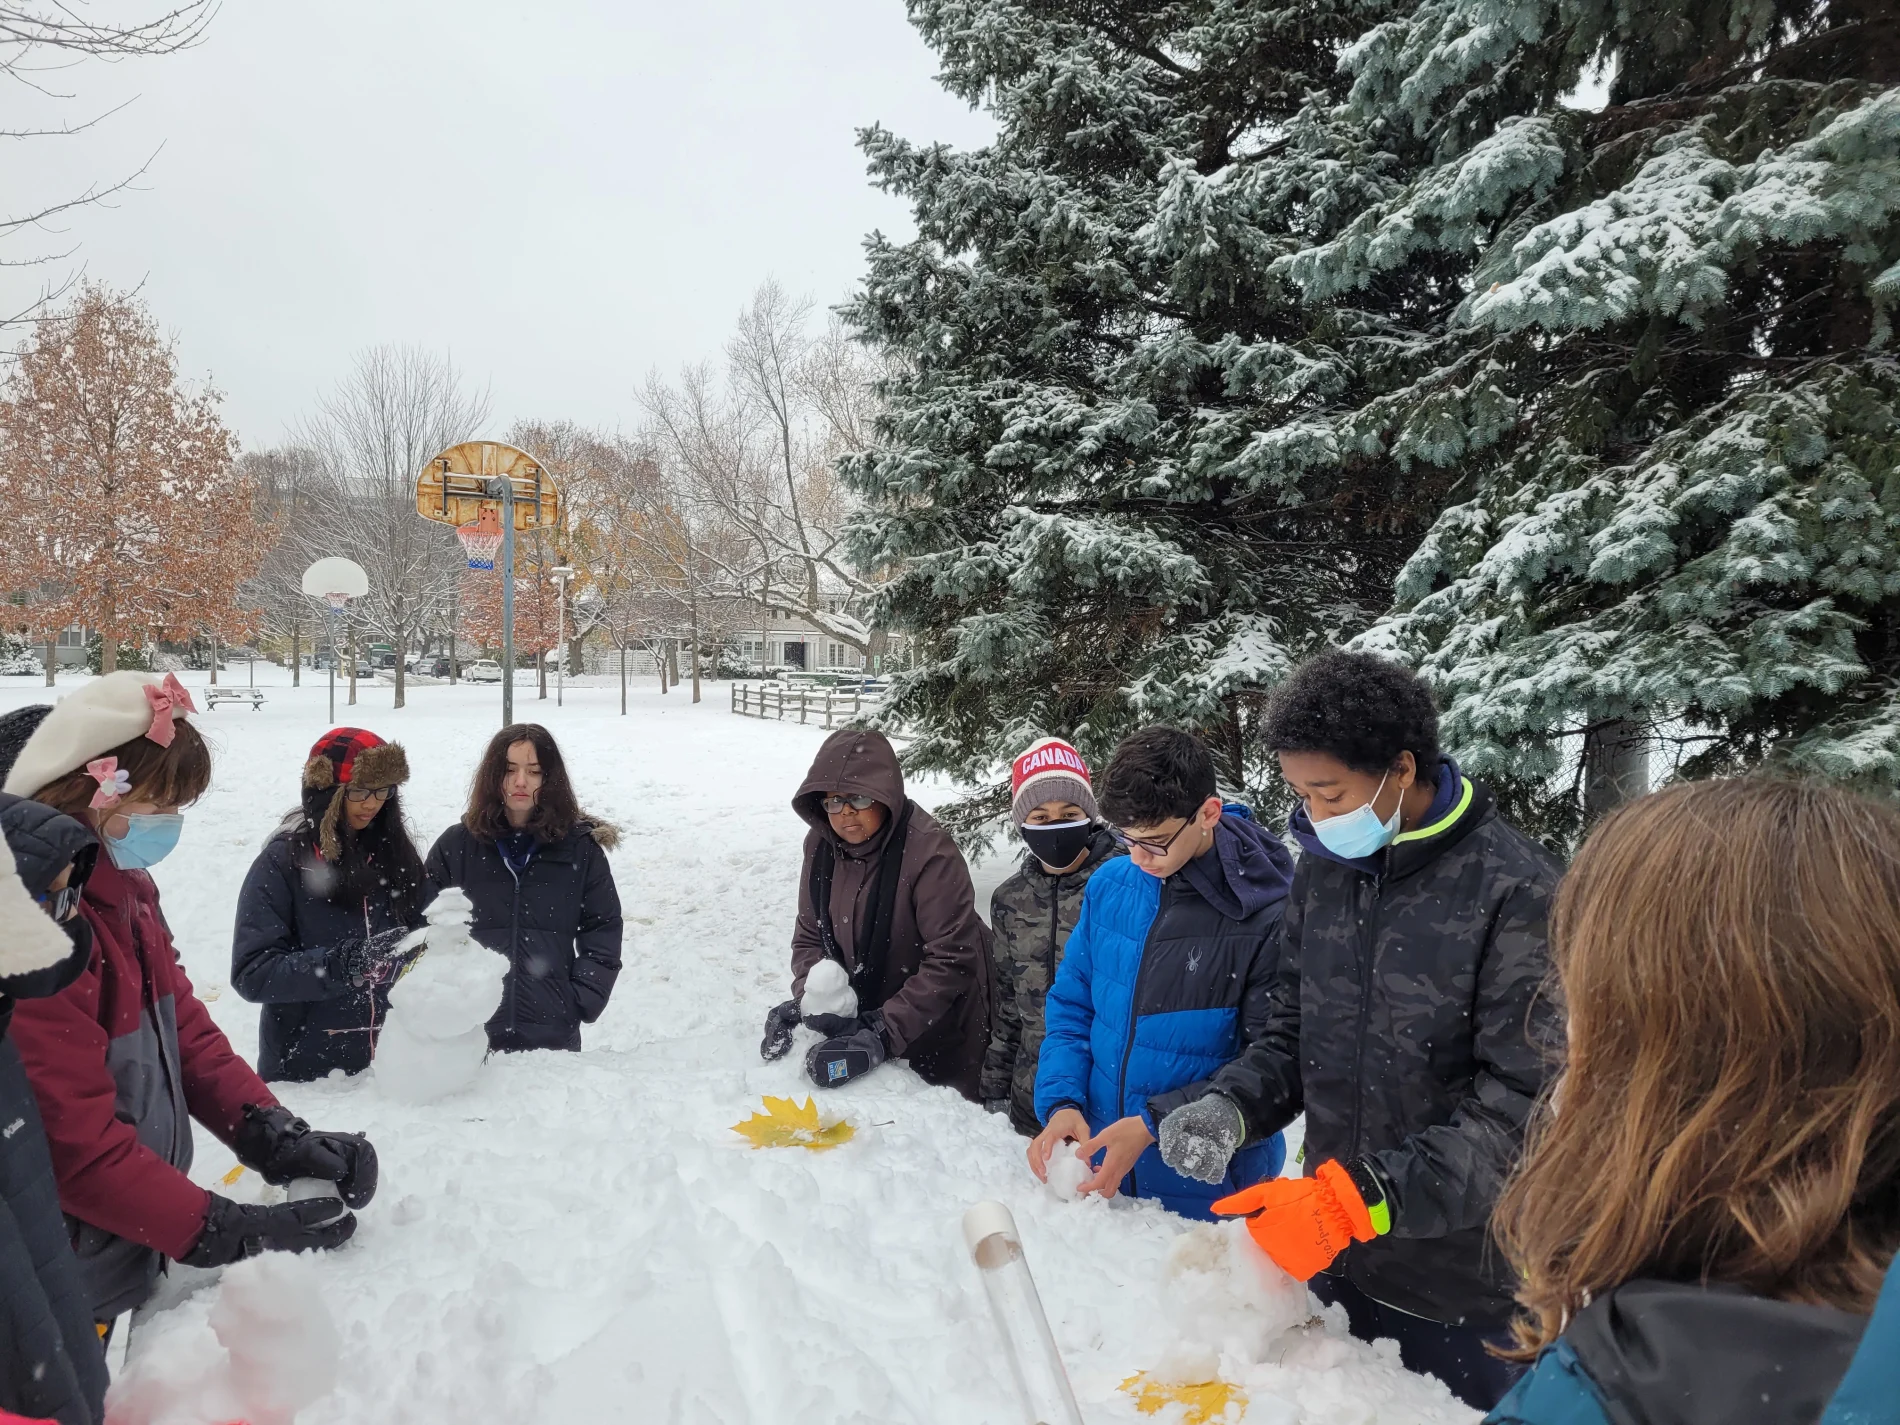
[805,1014,888,1089]
[1158,1092,1246,1185]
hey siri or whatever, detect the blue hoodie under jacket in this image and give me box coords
[1034,805,1290,1218]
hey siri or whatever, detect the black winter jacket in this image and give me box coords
[423,821,624,1052]
[231,827,425,1082]
[0,793,108,1425]
[1210,765,1561,1325]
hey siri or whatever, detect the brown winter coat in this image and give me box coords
[790,730,992,1101]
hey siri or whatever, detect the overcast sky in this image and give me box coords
[0,2,994,446]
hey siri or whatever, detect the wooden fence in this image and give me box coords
[730,683,881,729]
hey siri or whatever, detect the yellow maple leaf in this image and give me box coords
[1119,1372,1247,1424]
[729,1096,856,1152]
[219,1164,246,1186]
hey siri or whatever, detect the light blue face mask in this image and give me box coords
[1311,771,1401,860]
[104,813,184,870]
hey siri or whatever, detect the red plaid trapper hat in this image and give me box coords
[302,727,409,860]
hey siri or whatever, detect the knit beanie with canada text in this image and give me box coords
[1009,737,1097,827]
[303,727,409,862]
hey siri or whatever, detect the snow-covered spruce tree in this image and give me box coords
[1292,0,1900,841]
[842,0,1470,831]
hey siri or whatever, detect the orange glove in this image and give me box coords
[1211,1159,1383,1281]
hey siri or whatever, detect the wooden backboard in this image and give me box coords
[414,441,562,531]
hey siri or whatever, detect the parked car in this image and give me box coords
[464,659,503,683]
[426,657,459,678]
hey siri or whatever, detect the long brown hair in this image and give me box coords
[463,723,583,844]
[32,718,213,817]
[1496,777,1900,1355]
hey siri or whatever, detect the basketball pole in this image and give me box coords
[498,476,516,729]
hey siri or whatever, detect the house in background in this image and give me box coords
[52,626,89,667]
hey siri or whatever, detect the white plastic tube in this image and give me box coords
[962,1201,1084,1425]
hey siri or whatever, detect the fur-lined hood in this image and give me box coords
[582,817,620,851]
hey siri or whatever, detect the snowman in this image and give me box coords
[375,887,507,1103]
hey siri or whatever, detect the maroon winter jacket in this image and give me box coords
[8,852,279,1318]
[790,729,992,1100]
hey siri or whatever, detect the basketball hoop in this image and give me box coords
[458,510,505,571]
[321,591,351,611]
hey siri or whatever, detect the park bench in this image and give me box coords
[203,687,265,711]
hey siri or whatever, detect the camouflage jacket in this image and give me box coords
[979,828,1122,1131]
[1204,772,1562,1325]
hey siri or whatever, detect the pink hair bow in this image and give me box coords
[87,757,130,809]
[142,673,197,747]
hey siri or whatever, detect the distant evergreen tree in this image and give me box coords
[1298,0,1900,839]
[843,0,1449,829]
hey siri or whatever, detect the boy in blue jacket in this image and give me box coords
[1027,726,1289,1218]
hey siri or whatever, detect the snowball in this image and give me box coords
[1043,1142,1093,1202]
[376,888,507,1104]
[799,958,858,1020]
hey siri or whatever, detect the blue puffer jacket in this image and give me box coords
[1034,806,1289,1219]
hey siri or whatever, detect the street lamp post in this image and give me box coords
[550,565,575,707]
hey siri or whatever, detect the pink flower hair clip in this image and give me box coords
[87,757,131,809]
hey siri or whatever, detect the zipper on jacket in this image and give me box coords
[505,857,522,1034]
[1045,884,1060,987]
[1113,878,1168,1200]
[1347,871,1381,1159]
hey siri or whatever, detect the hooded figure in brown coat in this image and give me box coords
[762,729,992,1101]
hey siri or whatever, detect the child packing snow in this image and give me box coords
[1163,652,1560,1410]
[3,674,378,1323]
[1028,726,1289,1219]
[979,738,1122,1136]
[231,729,426,1082]
[1487,779,1900,1425]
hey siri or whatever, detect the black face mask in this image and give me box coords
[1020,820,1096,871]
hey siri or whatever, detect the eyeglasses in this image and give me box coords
[343,784,396,804]
[1108,817,1194,856]
[36,884,82,921]
[821,794,877,814]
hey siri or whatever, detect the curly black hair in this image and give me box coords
[1099,725,1217,826]
[1263,651,1441,777]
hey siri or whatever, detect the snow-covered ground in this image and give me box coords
[1,667,1477,1425]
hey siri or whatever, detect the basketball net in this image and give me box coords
[458,510,505,571]
[322,592,350,611]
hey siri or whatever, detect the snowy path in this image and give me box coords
[1,671,1476,1424]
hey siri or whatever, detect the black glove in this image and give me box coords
[805,1014,888,1089]
[180,1193,355,1268]
[984,1099,1010,1115]
[328,938,375,988]
[1157,1092,1246,1185]
[800,1009,861,1037]
[761,999,801,1062]
[233,1104,379,1209]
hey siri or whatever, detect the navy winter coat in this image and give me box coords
[423,821,623,1052]
[0,793,108,1425]
[1035,807,1290,1219]
[231,828,424,1082]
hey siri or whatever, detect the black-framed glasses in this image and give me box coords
[821,794,877,814]
[1108,817,1194,856]
[36,884,83,921]
[344,784,396,804]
